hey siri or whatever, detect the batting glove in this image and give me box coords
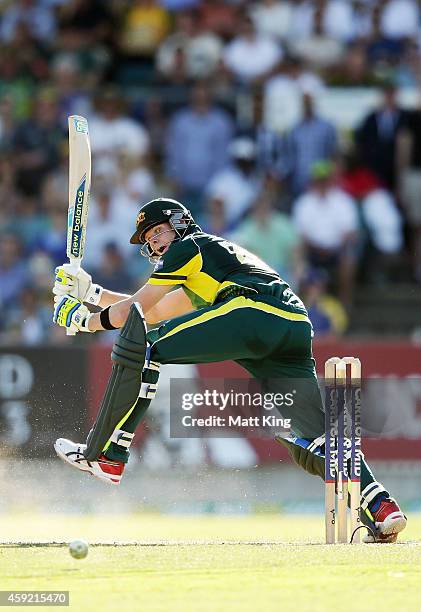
[53,264,103,305]
[53,295,94,333]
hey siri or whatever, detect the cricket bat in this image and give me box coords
[66,115,91,335]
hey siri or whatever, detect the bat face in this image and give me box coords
[67,115,91,266]
[68,175,88,260]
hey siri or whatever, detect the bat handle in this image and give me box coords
[65,259,81,337]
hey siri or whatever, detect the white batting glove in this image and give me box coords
[53,263,103,305]
[53,295,94,333]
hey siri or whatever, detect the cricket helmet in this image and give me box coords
[130,198,199,257]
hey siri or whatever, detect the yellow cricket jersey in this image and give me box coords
[147,232,307,315]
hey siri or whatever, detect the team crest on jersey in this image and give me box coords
[136,211,145,226]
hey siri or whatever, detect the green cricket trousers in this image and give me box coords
[147,294,325,439]
[105,293,383,514]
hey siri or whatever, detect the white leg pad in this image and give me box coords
[110,429,135,448]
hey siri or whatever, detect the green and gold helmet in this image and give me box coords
[130,198,199,258]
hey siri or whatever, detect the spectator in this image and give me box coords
[82,171,135,269]
[41,141,69,211]
[365,2,405,67]
[51,54,92,129]
[361,188,404,280]
[284,92,337,196]
[292,160,359,306]
[205,137,261,232]
[230,185,303,286]
[0,94,15,150]
[160,0,201,9]
[89,87,149,165]
[0,46,34,121]
[247,88,285,179]
[351,0,373,40]
[114,152,157,214]
[4,22,50,86]
[394,40,421,88]
[289,0,317,40]
[34,207,67,267]
[339,152,403,263]
[117,0,171,59]
[57,0,112,88]
[300,269,348,337]
[397,106,421,280]
[141,96,168,163]
[7,195,50,254]
[156,10,223,80]
[356,82,408,191]
[58,0,112,48]
[380,0,420,40]
[249,0,293,42]
[165,82,234,216]
[92,243,134,294]
[197,0,240,40]
[288,3,344,70]
[327,42,378,87]
[223,13,283,84]
[321,0,356,42]
[264,55,325,132]
[3,286,51,346]
[13,89,65,196]
[203,197,226,236]
[0,0,56,44]
[338,150,383,202]
[27,251,55,295]
[0,234,28,311]
[0,155,17,219]
[289,0,355,43]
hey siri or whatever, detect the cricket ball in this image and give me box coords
[69,539,89,559]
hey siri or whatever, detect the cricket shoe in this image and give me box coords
[363,498,407,543]
[54,438,125,485]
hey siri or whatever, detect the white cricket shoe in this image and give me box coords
[363,497,407,543]
[54,438,125,485]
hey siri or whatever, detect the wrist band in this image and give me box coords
[100,306,118,330]
[81,313,93,332]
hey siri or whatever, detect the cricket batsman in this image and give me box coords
[52,198,406,543]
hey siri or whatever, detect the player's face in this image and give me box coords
[144,223,176,256]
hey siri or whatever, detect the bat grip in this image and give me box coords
[65,259,81,337]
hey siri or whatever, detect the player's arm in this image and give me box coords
[87,283,172,331]
[93,287,193,326]
[98,289,131,307]
[143,288,194,324]
[93,284,192,314]
[53,283,194,334]
[86,283,193,330]
[90,241,199,329]
[53,239,200,332]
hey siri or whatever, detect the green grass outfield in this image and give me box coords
[1,513,421,611]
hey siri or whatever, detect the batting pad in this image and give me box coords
[84,303,147,461]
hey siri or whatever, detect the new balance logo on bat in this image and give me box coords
[70,178,86,257]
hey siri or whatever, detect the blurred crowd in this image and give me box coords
[1,0,421,345]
